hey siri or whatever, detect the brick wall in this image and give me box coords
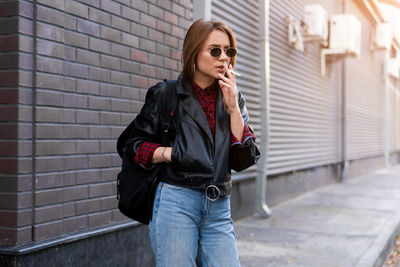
[0,0,32,246]
[0,0,192,246]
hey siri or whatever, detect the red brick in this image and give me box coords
[17,175,32,192]
[0,124,18,139]
[149,28,163,43]
[35,188,64,206]
[0,141,17,156]
[0,228,17,246]
[100,167,119,182]
[130,74,147,88]
[140,13,156,28]
[0,158,18,174]
[112,209,127,222]
[63,216,87,234]
[0,192,17,209]
[63,203,75,217]
[35,205,63,223]
[0,226,32,246]
[164,34,179,48]
[149,3,163,19]
[0,71,18,87]
[0,89,18,104]
[171,3,185,16]
[34,220,63,241]
[63,185,88,202]
[16,226,32,244]
[131,50,147,63]
[18,192,32,209]
[19,1,33,19]
[0,1,18,17]
[89,183,113,198]
[0,211,17,227]
[17,210,32,226]
[102,196,117,210]
[35,173,64,190]
[88,210,111,227]
[0,35,18,52]
[76,198,102,215]
[0,106,18,121]
[100,0,120,15]
[172,25,185,38]
[171,48,181,60]
[140,64,157,77]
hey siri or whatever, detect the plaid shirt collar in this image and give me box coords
[191,80,218,98]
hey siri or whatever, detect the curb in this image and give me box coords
[356,196,400,267]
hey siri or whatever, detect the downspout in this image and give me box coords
[341,0,349,182]
[256,0,271,217]
[384,49,390,168]
[192,0,211,20]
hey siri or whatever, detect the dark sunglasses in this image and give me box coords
[202,47,237,58]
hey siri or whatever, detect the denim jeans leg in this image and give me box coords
[197,197,241,267]
[149,183,240,266]
[149,182,201,267]
[149,182,163,257]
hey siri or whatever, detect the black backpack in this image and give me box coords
[116,79,178,224]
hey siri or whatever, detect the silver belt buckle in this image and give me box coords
[205,185,221,201]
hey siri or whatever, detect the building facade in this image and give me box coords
[0,0,399,265]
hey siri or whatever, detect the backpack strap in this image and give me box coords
[160,79,178,147]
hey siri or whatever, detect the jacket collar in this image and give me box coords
[176,74,192,96]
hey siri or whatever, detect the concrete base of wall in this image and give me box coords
[1,153,398,266]
[265,164,341,207]
[0,223,154,267]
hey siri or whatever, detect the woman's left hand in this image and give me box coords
[217,64,240,114]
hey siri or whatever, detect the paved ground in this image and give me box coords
[235,165,400,267]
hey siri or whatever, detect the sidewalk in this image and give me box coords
[235,166,400,267]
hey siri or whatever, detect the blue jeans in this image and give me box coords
[149,182,240,267]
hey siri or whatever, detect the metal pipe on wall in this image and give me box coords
[341,0,349,182]
[384,49,391,168]
[193,0,211,21]
[255,0,271,218]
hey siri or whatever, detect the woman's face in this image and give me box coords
[194,30,231,87]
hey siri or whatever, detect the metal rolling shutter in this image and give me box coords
[390,83,400,151]
[268,0,339,175]
[397,87,400,151]
[346,4,385,159]
[211,0,261,180]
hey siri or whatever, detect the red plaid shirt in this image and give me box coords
[135,81,256,168]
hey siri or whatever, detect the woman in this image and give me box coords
[123,19,259,266]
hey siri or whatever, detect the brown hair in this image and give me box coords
[182,19,237,80]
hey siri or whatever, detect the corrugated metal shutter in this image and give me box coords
[390,82,400,151]
[211,0,261,180]
[397,87,400,151]
[346,3,385,159]
[268,0,340,175]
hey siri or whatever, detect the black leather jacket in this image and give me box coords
[122,74,260,197]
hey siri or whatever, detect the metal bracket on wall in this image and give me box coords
[286,16,304,52]
[321,48,356,75]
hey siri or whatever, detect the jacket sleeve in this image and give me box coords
[229,91,261,172]
[117,82,165,164]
